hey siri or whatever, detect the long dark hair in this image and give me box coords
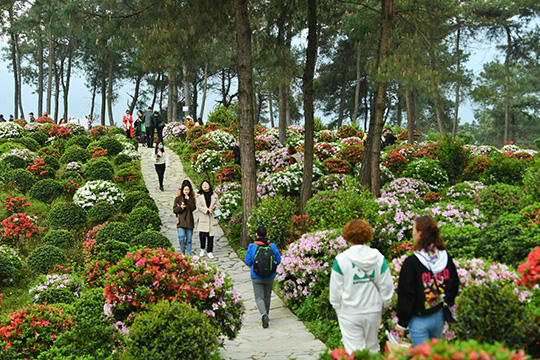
[198,180,213,195]
[155,142,164,155]
[181,179,194,200]
[414,215,446,251]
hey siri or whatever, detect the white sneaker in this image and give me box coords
[207,252,214,259]
[199,249,206,257]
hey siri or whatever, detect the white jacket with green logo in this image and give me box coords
[330,244,394,315]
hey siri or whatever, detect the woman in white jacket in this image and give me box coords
[330,219,394,354]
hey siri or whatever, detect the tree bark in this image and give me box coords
[453,26,461,137]
[234,0,257,248]
[183,59,190,114]
[54,59,61,123]
[167,68,174,123]
[199,63,208,120]
[300,0,318,213]
[359,0,393,198]
[268,92,274,128]
[503,25,511,145]
[352,47,361,126]
[129,74,142,116]
[172,76,178,122]
[107,61,114,126]
[406,86,415,143]
[47,20,54,115]
[10,28,19,119]
[278,83,287,141]
[337,68,348,128]
[151,72,160,109]
[90,78,97,123]
[101,74,106,126]
[38,35,44,116]
[62,40,73,123]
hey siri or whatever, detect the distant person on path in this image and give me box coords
[233,140,241,165]
[395,215,460,347]
[173,179,196,256]
[59,118,66,125]
[85,114,92,129]
[154,110,165,144]
[196,180,220,259]
[288,146,302,165]
[244,226,281,329]
[153,141,168,191]
[184,115,195,129]
[28,112,35,123]
[135,110,144,144]
[41,111,48,117]
[330,219,394,354]
[197,117,204,126]
[123,110,133,138]
[143,107,156,148]
[0,115,5,122]
[9,115,14,121]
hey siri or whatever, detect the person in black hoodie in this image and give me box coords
[395,215,459,347]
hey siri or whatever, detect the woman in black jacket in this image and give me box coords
[395,215,459,347]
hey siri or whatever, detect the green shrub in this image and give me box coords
[95,240,130,264]
[98,137,123,156]
[436,134,469,184]
[38,288,123,360]
[131,231,173,249]
[133,198,159,213]
[474,214,540,268]
[27,131,48,146]
[60,146,91,164]
[42,155,60,170]
[29,179,64,202]
[0,245,23,284]
[13,136,40,152]
[455,281,533,350]
[27,245,67,274]
[126,207,162,235]
[440,224,482,260]
[66,135,92,149]
[38,145,61,159]
[122,183,149,194]
[475,183,523,219]
[523,165,540,205]
[38,288,77,305]
[123,300,219,360]
[114,153,132,166]
[95,222,132,244]
[401,158,449,191]
[48,202,87,229]
[84,158,115,181]
[247,195,296,249]
[59,170,83,182]
[88,200,117,222]
[121,190,153,213]
[2,154,29,169]
[207,104,238,129]
[535,138,540,150]
[480,155,527,186]
[10,168,37,193]
[42,229,75,249]
[107,127,126,136]
[306,188,372,231]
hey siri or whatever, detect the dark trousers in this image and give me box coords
[252,278,274,316]
[154,163,165,188]
[200,232,214,253]
[146,126,155,148]
[156,126,164,144]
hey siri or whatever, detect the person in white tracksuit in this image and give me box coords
[329,219,394,354]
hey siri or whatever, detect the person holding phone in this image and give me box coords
[173,180,196,255]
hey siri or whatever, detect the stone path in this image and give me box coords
[138,145,327,359]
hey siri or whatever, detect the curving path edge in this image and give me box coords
[138,145,327,359]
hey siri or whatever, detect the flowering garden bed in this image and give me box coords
[165,108,540,358]
[0,119,244,359]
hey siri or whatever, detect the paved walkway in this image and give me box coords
[138,145,327,359]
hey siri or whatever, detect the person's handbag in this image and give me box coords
[212,208,222,218]
[141,123,146,133]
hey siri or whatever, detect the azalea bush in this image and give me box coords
[73,180,124,209]
[216,164,241,183]
[380,177,429,205]
[203,129,236,151]
[256,147,291,176]
[463,155,491,181]
[2,195,30,214]
[521,203,540,227]
[29,274,83,305]
[0,212,39,247]
[0,304,73,358]
[518,246,540,288]
[0,122,24,139]
[103,248,244,340]
[312,173,350,193]
[276,230,348,305]
[163,121,187,141]
[322,158,352,174]
[337,144,364,165]
[314,143,340,161]
[475,183,523,219]
[401,158,449,191]
[257,162,323,199]
[215,182,242,220]
[0,244,23,284]
[247,195,295,249]
[193,149,225,174]
[443,181,485,203]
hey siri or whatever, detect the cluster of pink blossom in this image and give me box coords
[443,181,485,202]
[255,148,290,176]
[255,133,282,151]
[276,230,348,303]
[424,202,486,229]
[381,177,429,203]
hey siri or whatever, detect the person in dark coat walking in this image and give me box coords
[154,110,165,144]
[173,180,196,256]
[143,107,156,148]
[233,140,241,165]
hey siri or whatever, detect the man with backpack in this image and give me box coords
[244,226,281,328]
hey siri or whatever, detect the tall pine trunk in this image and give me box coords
[300,0,318,213]
[107,61,114,126]
[234,0,257,248]
[10,29,19,119]
[359,0,393,198]
[183,60,190,115]
[38,36,44,116]
[47,25,54,115]
[353,47,361,126]
[503,25,511,145]
[62,41,73,122]
[129,74,142,115]
[101,74,106,126]
[199,63,208,120]
[453,26,461,137]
